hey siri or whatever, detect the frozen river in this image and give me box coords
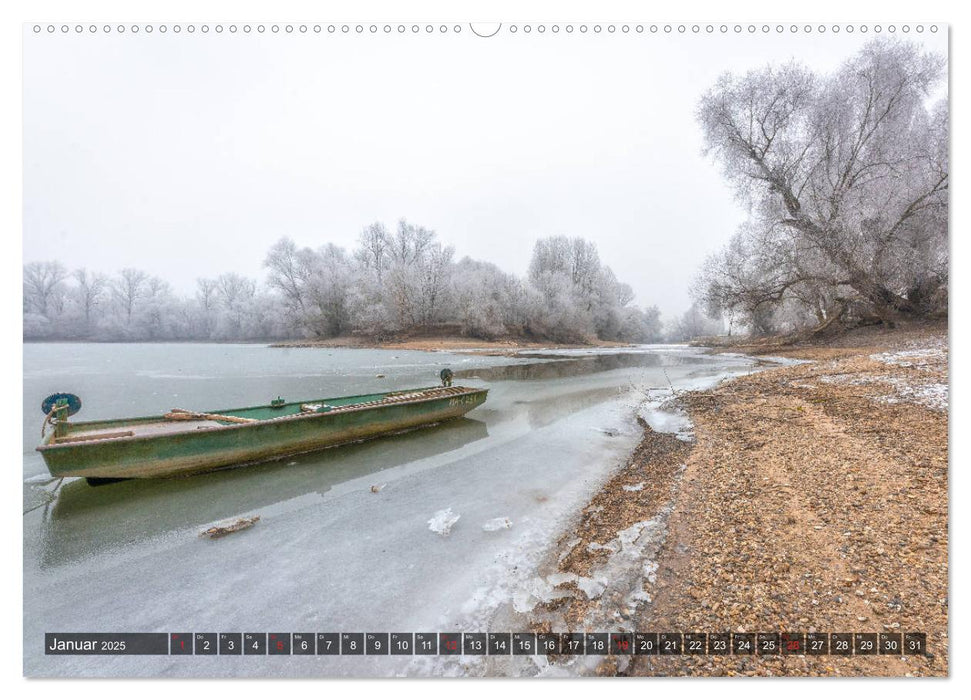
[23,343,755,677]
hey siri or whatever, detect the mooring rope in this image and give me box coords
[40,405,60,439]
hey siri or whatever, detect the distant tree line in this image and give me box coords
[693,38,948,336]
[24,223,681,343]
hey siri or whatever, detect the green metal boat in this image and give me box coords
[36,380,488,482]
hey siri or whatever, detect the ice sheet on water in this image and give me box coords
[713,352,810,366]
[24,473,58,485]
[24,344,766,678]
[516,344,700,358]
[637,395,694,441]
[427,508,461,536]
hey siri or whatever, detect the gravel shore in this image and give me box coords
[638,327,948,676]
[535,325,949,677]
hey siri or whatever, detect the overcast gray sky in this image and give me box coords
[23,25,947,319]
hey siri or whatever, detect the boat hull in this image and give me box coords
[37,387,487,479]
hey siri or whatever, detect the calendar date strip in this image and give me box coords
[46,632,927,656]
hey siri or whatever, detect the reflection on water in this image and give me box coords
[454,352,709,382]
[35,417,488,569]
[520,386,631,430]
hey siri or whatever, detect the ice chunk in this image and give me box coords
[546,572,579,586]
[587,541,617,553]
[576,576,608,600]
[618,520,660,548]
[428,508,460,536]
[482,517,512,531]
[643,560,659,584]
[513,575,574,612]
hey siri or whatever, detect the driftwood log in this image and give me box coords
[199,516,261,539]
[165,408,258,424]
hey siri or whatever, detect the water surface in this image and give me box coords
[23,342,755,677]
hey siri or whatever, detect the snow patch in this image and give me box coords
[822,371,948,411]
[622,481,645,492]
[879,380,948,412]
[870,339,947,369]
[757,355,812,366]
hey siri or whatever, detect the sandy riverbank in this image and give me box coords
[270,335,634,354]
[533,324,948,677]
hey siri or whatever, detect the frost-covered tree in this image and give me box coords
[452,258,527,339]
[195,278,219,338]
[668,302,724,342]
[348,219,454,333]
[264,237,310,322]
[25,223,667,343]
[142,276,174,339]
[71,268,108,331]
[696,38,948,331]
[111,268,148,329]
[304,243,355,337]
[618,304,664,343]
[23,261,67,319]
[214,273,257,338]
[524,270,593,343]
[525,235,649,342]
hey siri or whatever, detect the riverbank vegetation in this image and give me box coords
[23,229,671,345]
